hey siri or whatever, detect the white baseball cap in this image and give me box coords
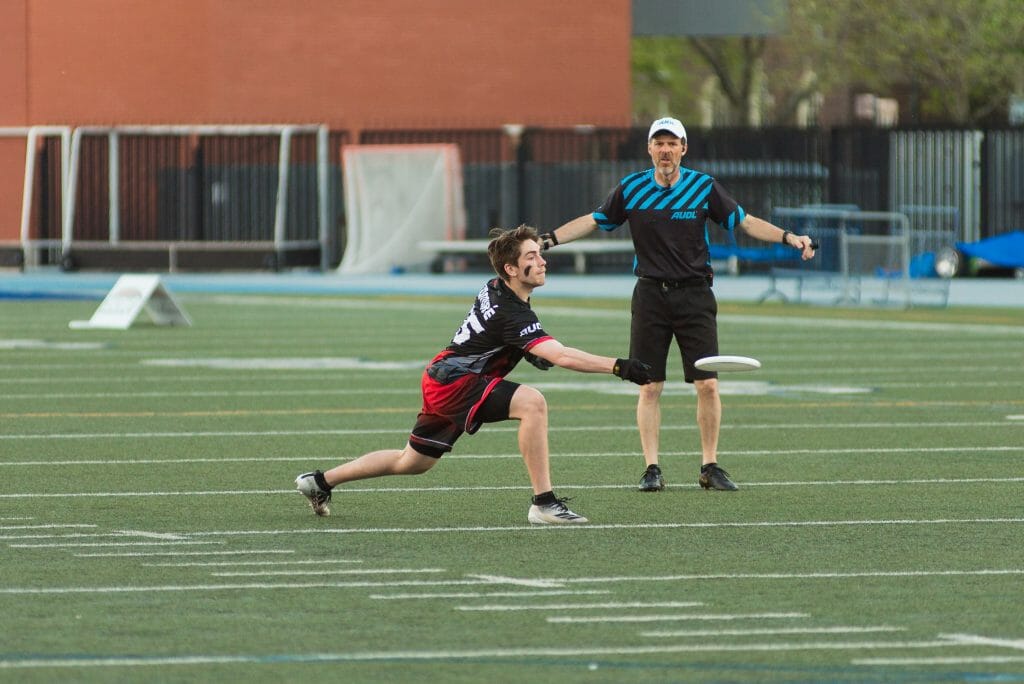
[648,117,687,141]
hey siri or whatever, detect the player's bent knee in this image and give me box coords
[509,385,547,420]
[397,446,439,475]
[694,378,719,398]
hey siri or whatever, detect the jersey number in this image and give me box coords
[452,312,485,344]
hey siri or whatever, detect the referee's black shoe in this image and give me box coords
[699,463,738,491]
[639,464,665,492]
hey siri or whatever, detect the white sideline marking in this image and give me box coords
[1,533,137,541]
[1,419,1021,441]
[146,559,361,567]
[371,590,612,600]
[456,601,703,612]
[176,518,1024,537]
[0,524,95,530]
[209,568,444,577]
[10,541,225,549]
[0,578,545,595]
[4,445,1024,468]
[854,656,1024,666]
[116,530,187,540]
[548,612,808,624]
[553,569,1024,584]
[75,550,295,558]
[643,626,904,637]
[940,633,1024,650]
[464,574,565,588]
[1009,415,1024,420]
[3,476,1023,499]
[0,640,956,669]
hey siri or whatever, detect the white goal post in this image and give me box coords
[337,144,466,275]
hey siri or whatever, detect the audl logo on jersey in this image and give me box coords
[671,210,697,220]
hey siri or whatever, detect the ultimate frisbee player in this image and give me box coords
[296,225,653,524]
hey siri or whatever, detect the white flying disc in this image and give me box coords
[694,355,762,372]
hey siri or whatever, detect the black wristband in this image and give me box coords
[539,231,559,251]
[781,230,793,248]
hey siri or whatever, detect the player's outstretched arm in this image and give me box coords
[739,214,817,261]
[528,340,652,385]
[540,214,599,250]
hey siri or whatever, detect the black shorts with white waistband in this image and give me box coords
[629,276,719,383]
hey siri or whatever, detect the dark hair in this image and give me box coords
[487,225,540,280]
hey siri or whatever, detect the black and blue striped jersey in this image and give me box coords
[593,167,745,281]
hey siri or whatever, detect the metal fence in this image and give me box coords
[8,124,1023,271]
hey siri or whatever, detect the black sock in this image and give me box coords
[532,491,557,506]
[701,463,717,473]
[314,470,333,491]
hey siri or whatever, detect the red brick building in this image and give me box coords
[0,0,633,243]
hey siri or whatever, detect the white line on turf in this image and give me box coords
[464,574,566,588]
[547,612,809,623]
[0,639,958,668]
[642,626,905,637]
[0,524,96,530]
[10,540,226,548]
[0,578,555,595]
[0,420,1020,441]
[172,518,1024,536]
[4,445,1023,468]
[209,568,444,577]
[74,550,295,558]
[853,656,1024,665]
[456,601,704,612]
[145,559,361,567]
[2,476,1023,498]
[371,590,612,600]
[940,633,1024,650]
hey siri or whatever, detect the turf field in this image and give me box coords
[1,290,1023,683]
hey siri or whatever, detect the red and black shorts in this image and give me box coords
[409,370,520,458]
[629,277,719,383]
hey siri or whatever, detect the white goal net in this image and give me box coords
[337,144,466,274]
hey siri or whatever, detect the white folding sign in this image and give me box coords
[69,274,191,330]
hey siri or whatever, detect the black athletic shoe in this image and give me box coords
[699,464,738,491]
[639,464,665,492]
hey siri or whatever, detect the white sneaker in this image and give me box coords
[527,497,588,524]
[295,471,331,516]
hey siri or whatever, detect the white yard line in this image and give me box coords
[854,655,1024,665]
[75,550,295,558]
[456,601,703,612]
[0,578,554,595]
[0,420,1020,441]
[643,626,904,637]
[0,639,959,669]
[372,590,613,600]
[5,476,1022,499]
[4,445,1024,468]
[209,568,444,577]
[547,612,809,623]
[145,559,360,567]
[10,540,225,549]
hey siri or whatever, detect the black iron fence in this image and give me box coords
[19,124,1024,270]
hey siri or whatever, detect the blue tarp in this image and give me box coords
[957,230,1024,268]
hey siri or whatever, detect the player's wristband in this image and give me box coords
[539,232,559,251]
[781,230,793,248]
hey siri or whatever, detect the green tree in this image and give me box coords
[786,0,1024,124]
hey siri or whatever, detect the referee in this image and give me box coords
[542,117,816,492]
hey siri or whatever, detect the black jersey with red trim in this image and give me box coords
[593,166,746,281]
[428,277,553,382]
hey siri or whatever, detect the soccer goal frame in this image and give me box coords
[8,124,332,271]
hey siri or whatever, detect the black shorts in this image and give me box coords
[629,277,719,383]
[409,375,520,458]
